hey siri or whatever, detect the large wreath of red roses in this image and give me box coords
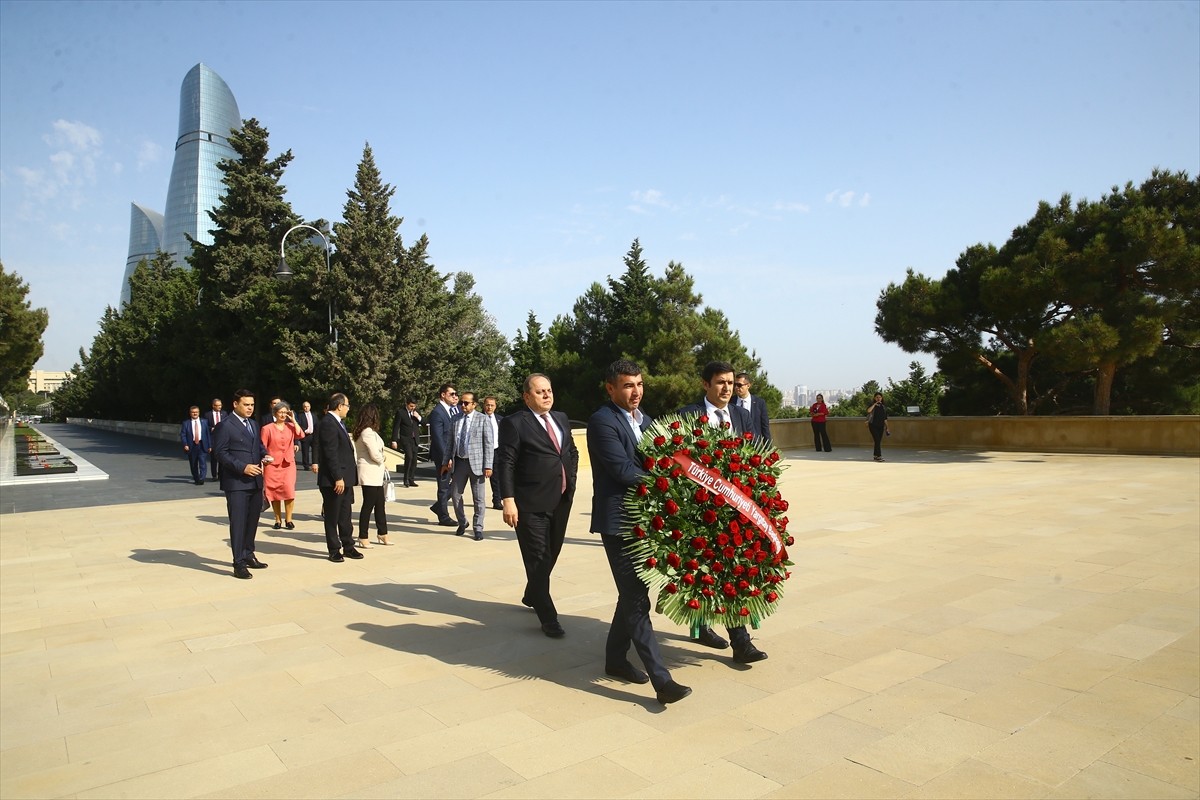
[623,413,794,632]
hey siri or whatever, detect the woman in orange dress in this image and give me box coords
[260,400,304,529]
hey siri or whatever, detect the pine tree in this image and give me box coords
[0,263,48,399]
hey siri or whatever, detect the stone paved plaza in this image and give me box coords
[1,445,1197,798]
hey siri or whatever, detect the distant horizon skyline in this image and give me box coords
[3,1,1195,392]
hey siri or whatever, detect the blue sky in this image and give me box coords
[2,0,1197,396]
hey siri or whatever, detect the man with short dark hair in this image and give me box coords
[449,392,494,540]
[482,396,503,509]
[734,371,772,442]
[317,392,362,562]
[297,401,317,469]
[497,373,579,638]
[390,398,422,487]
[179,405,211,486]
[212,390,271,579]
[427,383,460,526]
[678,360,769,665]
[207,398,227,480]
[588,360,692,704]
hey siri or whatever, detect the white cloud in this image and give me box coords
[45,119,102,151]
[137,140,162,171]
[772,201,810,213]
[630,188,676,210]
[859,192,871,207]
[17,119,107,213]
[825,189,869,208]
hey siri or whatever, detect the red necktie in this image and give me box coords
[541,414,566,493]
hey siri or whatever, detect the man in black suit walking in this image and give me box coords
[734,371,772,442]
[207,398,227,480]
[678,360,769,665]
[482,395,503,509]
[390,398,422,487]
[316,392,362,562]
[588,360,691,704]
[427,383,460,526]
[212,389,271,579]
[296,401,317,469]
[497,373,579,638]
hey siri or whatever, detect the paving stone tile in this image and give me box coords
[824,649,946,694]
[1043,759,1197,799]
[482,755,650,799]
[922,649,1036,693]
[974,715,1124,786]
[903,757,1051,799]
[1018,647,1134,691]
[75,743,287,799]
[729,678,868,734]
[346,753,524,798]
[196,750,404,799]
[724,712,887,785]
[1051,676,1187,737]
[624,757,781,799]
[1079,622,1185,660]
[1101,712,1200,791]
[841,712,1006,785]
[763,757,916,799]
[835,678,973,733]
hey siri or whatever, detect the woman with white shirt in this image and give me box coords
[352,403,391,546]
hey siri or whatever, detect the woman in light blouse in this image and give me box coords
[352,403,391,546]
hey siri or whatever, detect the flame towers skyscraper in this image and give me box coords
[121,63,240,305]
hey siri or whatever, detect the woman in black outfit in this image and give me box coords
[866,392,890,462]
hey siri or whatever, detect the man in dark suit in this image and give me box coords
[207,398,228,480]
[482,395,503,509]
[390,398,422,487]
[497,373,579,638]
[179,405,212,485]
[677,360,769,665]
[316,392,362,562]
[588,360,692,705]
[212,389,271,579]
[296,400,317,469]
[427,383,460,526]
[734,371,772,442]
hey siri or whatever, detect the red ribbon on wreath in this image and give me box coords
[671,451,786,563]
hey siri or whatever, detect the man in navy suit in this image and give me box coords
[482,395,503,509]
[427,383,460,526]
[677,360,769,665]
[734,371,772,443]
[207,398,228,480]
[316,392,362,562]
[390,398,421,487]
[212,389,271,579]
[179,405,212,485]
[588,360,692,705]
[497,373,579,638]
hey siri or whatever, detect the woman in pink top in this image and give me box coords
[809,393,832,452]
[260,400,304,529]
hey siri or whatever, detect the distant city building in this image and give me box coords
[120,63,241,305]
[27,370,70,394]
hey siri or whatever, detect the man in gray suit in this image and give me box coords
[449,392,495,541]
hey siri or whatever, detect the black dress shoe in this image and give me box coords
[344,548,364,559]
[540,621,565,638]
[246,557,268,569]
[455,524,467,536]
[696,625,729,649]
[329,553,345,563]
[429,503,439,514]
[272,522,281,530]
[605,662,649,684]
[491,503,503,510]
[473,533,483,541]
[195,480,204,485]
[732,642,769,664]
[285,521,295,530]
[439,519,458,527]
[521,596,534,609]
[656,681,692,704]
[233,565,252,579]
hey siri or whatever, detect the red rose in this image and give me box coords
[701,574,715,585]
[723,546,736,559]
[632,525,644,537]
[686,558,699,570]
[743,432,753,441]
[713,448,725,459]
[670,421,681,430]
[739,607,751,616]
[691,537,707,549]
[738,580,750,590]
[687,598,701,609]
[750,454,762,467]
[786,535,795,546]
[703,548,716,560]
[697,415,709,425]
[702,509,718,524]
[717,533,730,546]
[645,557,658,568]
[643,457,654,470]
[716,606,727,615]
[756,550,768,563]
[651,515,665,530]
[728,521,740,536]
[664,499,679,515]
[682,573,695,585]
[665,583,678,594]
[722,583,737,597]
[712,494,726,507]
[696,439,709,450]
[720,418,731,429]
[672,435,683,445]
[694,488,710,503]
[655,476,670,492]
[657,457,672,470]
[702,588,714,597]
[666,552,681,568]
[747,566,760,577]
[712,561,724,572]
[733,533,743,546]
[777,499,789,512]
[729,463,740,473]
[700,454,713,465]
[670,467,682,478]
[693,428,703,436]
[671,529,684,540]
[766,592,778,602]
[733,565,746,576]
[730,453,742,463]
[637,484,649,497]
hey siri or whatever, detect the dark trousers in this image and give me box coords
[401,439,417,485]
[601,533,673,691]
[209,447,221,479]
[489,451,501,506]
[433,464,454,522]
[869,424,885,458]
[187,448,207,482]
[224,488,261,566]
[320,484,356,555]
[515,495,572,625]
[358,484,387,539]
[811,421,831,452]
[299,437,313,468]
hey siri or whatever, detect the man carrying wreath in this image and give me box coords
[588,360,692,705]
[677,360,769,665]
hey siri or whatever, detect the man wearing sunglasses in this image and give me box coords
[427,383,461,527]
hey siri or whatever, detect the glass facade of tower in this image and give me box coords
[122,63,240,303]
[161,63,241,264]
[121,203,164,307]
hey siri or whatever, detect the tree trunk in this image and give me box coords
[1093,362,1116,415]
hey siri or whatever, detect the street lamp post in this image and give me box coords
[274,224,336,348]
